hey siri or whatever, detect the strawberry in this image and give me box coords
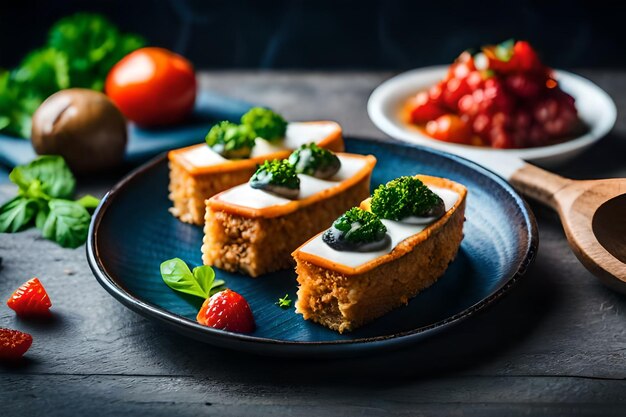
[481,78,515,114]
[505,73,542,99]
[425,114,472,144]
[472,113,492,139]
[0,328,33,360]
[513,40,543,72]
[196,289,255,333]
[533,90,578,139]
[466,70,484,92]
[409,92,446,123]
[428,81,446,106]
[7,278,52,317]
[443,77,471,110]
[445,51,475,81]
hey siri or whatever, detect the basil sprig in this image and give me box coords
[0,155,99,248]
[160,258,225,299]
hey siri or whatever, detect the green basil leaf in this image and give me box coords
[41,199,90,248]
[76,194,100,211]
[160,258,208,299]
[0,196,38,233]
[10,155,75,199]
[192,265,215,297]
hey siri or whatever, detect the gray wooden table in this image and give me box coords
[1,71,625,416]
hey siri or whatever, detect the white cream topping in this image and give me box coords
[215,155,368,209]
[177,122,338,168]
[298,186,460,269]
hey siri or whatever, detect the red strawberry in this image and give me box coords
[489,126,515,149]
[443,77,471,110]
[409,92,446,123]
[505,73,542,99]
[196,289,255,333]
[7,278,52,317]
[446,51,475,81]
[533,90,578,139]
[513,41,543,72]
[466,70,484,92]
[425,114,472,144]
[0,328,33,360]
[472,113,492,138]
[428,81,446,106]
[481,78,514,114]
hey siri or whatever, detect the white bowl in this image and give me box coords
[367,66,617,166]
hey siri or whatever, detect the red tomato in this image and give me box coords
[425,114,472,144]
[105,47,197,127]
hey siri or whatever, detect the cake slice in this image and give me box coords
[202,147,376,277]
[292,175,467,333]
[169,109,344,225]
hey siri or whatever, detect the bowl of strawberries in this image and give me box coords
[368,40,616,165]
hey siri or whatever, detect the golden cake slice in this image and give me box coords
[169,121,344,225]
[202,152,376,277]
[292,175,467,333]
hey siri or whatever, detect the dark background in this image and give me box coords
[2,0,626,70]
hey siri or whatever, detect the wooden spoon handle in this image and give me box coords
[509,164,573,209]
[448,148,572,209]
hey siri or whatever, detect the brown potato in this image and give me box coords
[31,88,127,174]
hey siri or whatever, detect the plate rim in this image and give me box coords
[367,66,617,162]
[86,137,538,354]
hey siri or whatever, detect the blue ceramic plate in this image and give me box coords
[87,138,537,357]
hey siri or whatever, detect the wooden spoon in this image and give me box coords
[456,149,626,293]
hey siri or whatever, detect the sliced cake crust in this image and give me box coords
[292,175,467,333]
[169,121,344,225]
[202,154,376,277]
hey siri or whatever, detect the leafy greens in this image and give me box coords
[0,13,144,138]
[0,155,99,248]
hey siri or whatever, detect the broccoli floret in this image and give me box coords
[205,121,256,159]
[249,159,300,198]
[370,176,445,221]
[241,107,287,142]
[288,143,341,179]
[322,207,389,252]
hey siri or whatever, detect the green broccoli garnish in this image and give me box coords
[241,107,287,142]
[322,207,389,251]
[370,176,445,221]
[205,121,256,159]
[288,143,341,179]
[249,159,300,198]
